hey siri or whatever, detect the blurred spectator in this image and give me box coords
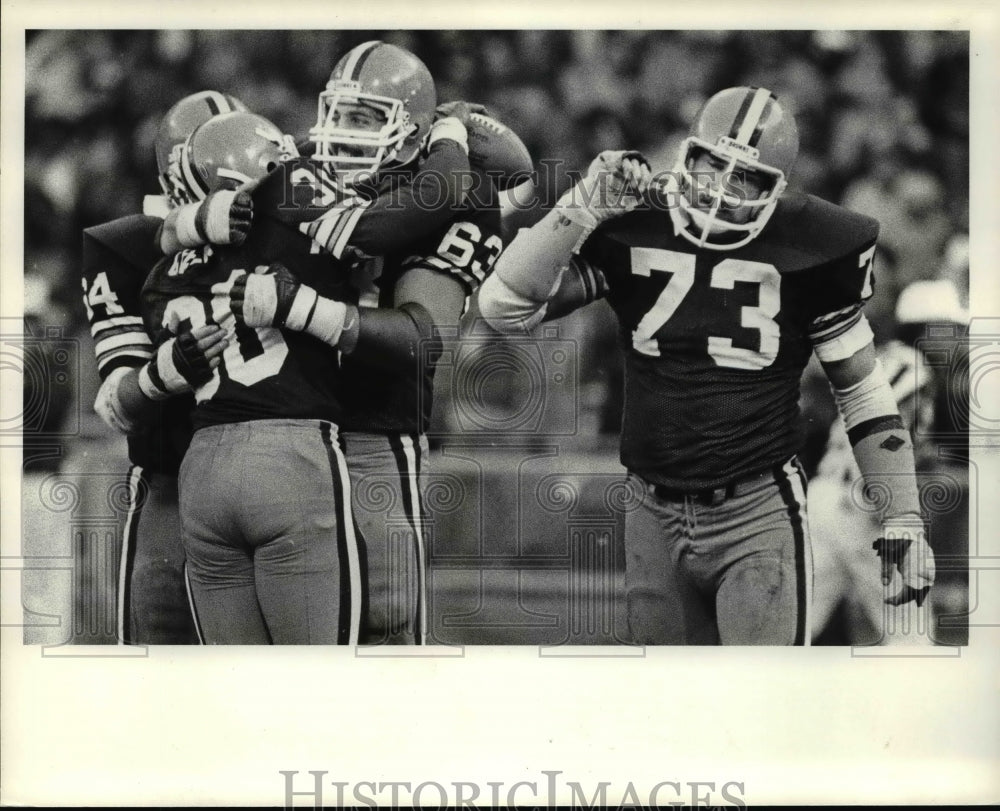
[24,30,969,446]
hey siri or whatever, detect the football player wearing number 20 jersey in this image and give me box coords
[144,52,481,643]
[480,87,936,645]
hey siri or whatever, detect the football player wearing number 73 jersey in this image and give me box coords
[479,87,936,645]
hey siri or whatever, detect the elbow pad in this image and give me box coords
[478,272,551,334]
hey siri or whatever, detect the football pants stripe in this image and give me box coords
[321,422,363,646]
[735,87,774,146]
[776,458,812,646]
[342,40,381,81]
[116,465,146,645]
[183,563,205,644]
[389,433,428,645]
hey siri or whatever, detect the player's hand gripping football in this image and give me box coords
[435,100,493,125]
[873,513,936,606]
[137,325,227,400]
[230,263,315,330]
[559,150,653,229]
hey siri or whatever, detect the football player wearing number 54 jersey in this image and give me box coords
[479,87,936,645]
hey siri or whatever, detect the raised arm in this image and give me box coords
[478,150,649,334]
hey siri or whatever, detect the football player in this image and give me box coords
[478,86,935,645]
[143,87,479,644]
[83,90,255,644]
[230,41,505,644]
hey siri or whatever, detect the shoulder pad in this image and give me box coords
[82,214,163,269]
[770,192,879,262]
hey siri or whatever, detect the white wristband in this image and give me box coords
[554,188,598,253]
[285,285,320,332]
[137,363,170,401]
[203,190,238,244]
[303,296,348,346]
[428,116,469,154]
[173,203,203,248]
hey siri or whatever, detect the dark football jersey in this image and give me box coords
[81,215,195,476]
[142,168,355,431]
[576,192,879,489]
[338,165,504,434]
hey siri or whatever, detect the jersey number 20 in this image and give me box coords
[631,247,780,370]
[161,270,288,400]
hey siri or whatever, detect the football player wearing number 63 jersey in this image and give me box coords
[479,87,936,645]
[143,93,475,644]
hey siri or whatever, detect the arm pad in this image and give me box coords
[831,358,921,518]
[348,301,441,374]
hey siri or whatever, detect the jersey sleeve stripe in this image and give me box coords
[812,314,875,363]
[97,345,153,373]
[95,331,152,355]
[90,315,145,336]
[809,309,862,343]
[330,206,367,259]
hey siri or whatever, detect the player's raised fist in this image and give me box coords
[559,149,653,229]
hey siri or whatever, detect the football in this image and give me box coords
[466,112,534,190]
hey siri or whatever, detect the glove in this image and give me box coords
[137,325,227,401]
[435,100,492,125]
[231,264,350,347]
[427,114,469,154]
[873,513,936,606]
[230,263,313,329]
[558,150,652,231]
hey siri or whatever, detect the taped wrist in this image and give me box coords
[301,295,347,346]
[555,185,599,247]
[428,117,469,154]
[197,190,240,245]
[173,202,210,248]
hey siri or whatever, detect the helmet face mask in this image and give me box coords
[309,41,436,184]
[670,87,798,251]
